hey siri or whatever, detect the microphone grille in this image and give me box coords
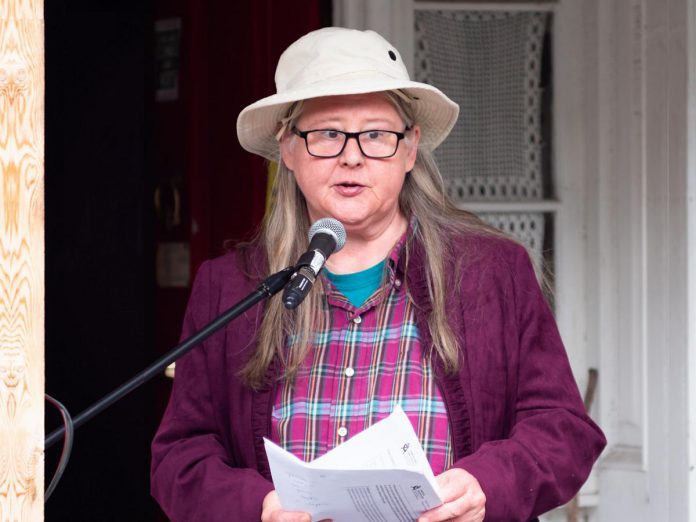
[308,218,347,252]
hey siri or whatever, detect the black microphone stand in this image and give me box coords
[45,266,295,449]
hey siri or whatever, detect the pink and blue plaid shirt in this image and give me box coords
[271,226,453,474]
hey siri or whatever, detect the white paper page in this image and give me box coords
[311,406,436,482]
[263,439,330,513]
[300,468,441,522]
[264,406,444,521]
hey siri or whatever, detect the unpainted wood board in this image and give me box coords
[0,1,45,521]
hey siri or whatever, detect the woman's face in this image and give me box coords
[280,93,420,235]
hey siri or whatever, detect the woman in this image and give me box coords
[151,27,606,522]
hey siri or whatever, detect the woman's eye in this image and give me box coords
[365,131,382,140]
[320,130,341,139]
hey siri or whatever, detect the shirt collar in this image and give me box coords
[322,215,417,313]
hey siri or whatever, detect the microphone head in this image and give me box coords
[308,218,347,253]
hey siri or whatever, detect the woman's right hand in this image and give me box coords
[261,490,313,522]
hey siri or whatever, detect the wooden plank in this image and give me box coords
[0,0,45,521]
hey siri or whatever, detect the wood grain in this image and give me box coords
[0,1,44,521]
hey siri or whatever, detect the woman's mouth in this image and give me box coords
[334,182,365,196]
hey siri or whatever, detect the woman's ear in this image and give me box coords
[279,133,296,171]
[405,125,421,172]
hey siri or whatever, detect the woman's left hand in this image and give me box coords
[417,468,486,522]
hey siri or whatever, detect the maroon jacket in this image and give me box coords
[151,232,606,521]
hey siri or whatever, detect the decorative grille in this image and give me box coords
[414,9,551,264]
[478,212,545,255]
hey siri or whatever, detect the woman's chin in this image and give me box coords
[313,204,400,234]
[318,206,371,226]
[330,212,373,229]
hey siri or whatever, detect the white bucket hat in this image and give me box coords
[236,27,459,161]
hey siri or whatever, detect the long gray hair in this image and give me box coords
[241,92,502,389]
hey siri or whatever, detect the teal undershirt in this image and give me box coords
[324,260,386,308]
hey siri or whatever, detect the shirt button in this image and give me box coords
[394,278,402,288]
[344,367,355,377]
[352,315,362,324]
[338,426,348,437]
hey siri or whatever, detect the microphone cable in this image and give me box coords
[44,393,74,501]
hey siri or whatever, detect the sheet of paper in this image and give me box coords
[264,406,443,522]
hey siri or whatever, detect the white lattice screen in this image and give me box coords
[414,9,551,265]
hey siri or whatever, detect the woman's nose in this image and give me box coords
[339,135,364,167]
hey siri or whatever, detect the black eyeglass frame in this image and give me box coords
[291,127,409,159]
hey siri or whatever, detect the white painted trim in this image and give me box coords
[635,0,692,518]
[600,444,644,471]
[552,0,590,395]
[455,200,560,213]
[549,4,603,516]
[587,2,661,516]
[414,2,555,12]
[332,0,365,30]
[686,0,696,518]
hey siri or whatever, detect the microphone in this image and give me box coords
[283,218,347,309]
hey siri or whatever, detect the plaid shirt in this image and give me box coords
[271,226,453,474]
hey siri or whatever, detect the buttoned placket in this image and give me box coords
[327,269,405,447]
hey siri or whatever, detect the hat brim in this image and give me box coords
[236,75,459,161]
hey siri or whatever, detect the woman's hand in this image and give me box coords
[417,468,486,522]
[261,490,313,522]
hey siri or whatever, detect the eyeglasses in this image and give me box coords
[291,127,408,159]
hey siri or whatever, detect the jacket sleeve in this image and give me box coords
[150,260,274,522]
[454,245,606,521]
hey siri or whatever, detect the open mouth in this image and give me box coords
[334,182,365,196]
